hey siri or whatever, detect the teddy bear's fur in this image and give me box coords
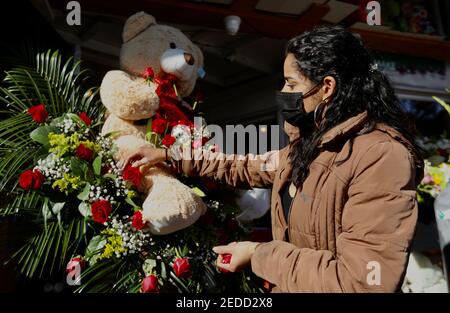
[100,11,206,235]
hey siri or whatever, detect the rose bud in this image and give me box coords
[173,258,192,279]
[141,275,159,293]
[66,257,87,274]
[219,253,232,273]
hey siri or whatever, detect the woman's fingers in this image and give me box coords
[212,245,232,254]
[119,151,141,169]
[131,157,149,168]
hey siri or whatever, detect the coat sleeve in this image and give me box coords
[171,147,287,189]
[251,140,420,292]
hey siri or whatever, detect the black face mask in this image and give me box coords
[276,83,322,129]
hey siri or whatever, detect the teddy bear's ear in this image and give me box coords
[123,11,156,43]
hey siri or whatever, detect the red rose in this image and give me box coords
[19,169,44,190]
[132,210,146,230]
[66,257,87,274]
[142,67,155,80]
[123,164,142,187]
[161,134,176,147]
[157,96,190,127]
[219,253,232,273]
[75,143,93,161]
[151,118,168,134]
[91,200,112,224]
[155,72,178,85]
[27,104,48,123]
[156,82,177,99]
[79,112,92,126]
[141,275,159,293]
[173,258,192,279]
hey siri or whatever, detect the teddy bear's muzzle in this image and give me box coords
[160,48,196,81]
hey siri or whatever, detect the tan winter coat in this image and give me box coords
[174,111,424,292]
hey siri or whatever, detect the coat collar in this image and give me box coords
[318,111,368,148]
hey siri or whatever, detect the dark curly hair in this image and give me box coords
[287,25,422,187]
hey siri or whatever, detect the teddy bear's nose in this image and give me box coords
[184,53,195,65]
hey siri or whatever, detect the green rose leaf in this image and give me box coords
[30,125,59,147]
[93,155,102,176]
[85,235,106,266]
[78,201,91,217]
[191,187,206,197]
[77,183,91,201]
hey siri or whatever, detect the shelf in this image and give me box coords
[351,24,450,61]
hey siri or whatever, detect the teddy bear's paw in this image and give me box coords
[100,70,159,120]
[141,175,206,235]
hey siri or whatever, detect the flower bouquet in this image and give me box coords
[0,50,263,293]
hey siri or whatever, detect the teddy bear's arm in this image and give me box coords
[100,70,159,120]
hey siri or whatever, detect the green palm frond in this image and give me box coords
[7,217,86,279]
[0,190,46,216]
[75,259,142,293]
[0,49,104,193]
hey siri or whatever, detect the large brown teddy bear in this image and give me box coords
[100,11,206,235]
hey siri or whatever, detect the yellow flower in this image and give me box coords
[52,173,84,194]
[431,173,443,186]
[99,229,126,260]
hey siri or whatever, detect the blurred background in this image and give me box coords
[1,0,450,293]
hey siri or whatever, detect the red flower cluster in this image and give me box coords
[131,210,146,230]
[157,97,191,127]
[19,169,44,190]
[173,258,192,279]
[161,134,176,147]
[75,143,93,161]
[123,164,142,187]
[142,67,155,80]
[151,118,168,134]
[141,275,159,293]
[142,67,178,100]
[27,104,48,123]
[79,112,92,126]
[91,200,112,224]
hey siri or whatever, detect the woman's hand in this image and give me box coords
[118,146,166,169]
[212,241,260,272]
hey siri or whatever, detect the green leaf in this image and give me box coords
[125,196,140,209]
[78,202,91,217]
[142,259,157,276]
[85,235,106,266]
[51,202,65,227]
[93,155,102,176]
[191,187,206,197]
[30,125,58,147]
[77,183,91,201]
[103,173,117,180]
[70,157,88,178]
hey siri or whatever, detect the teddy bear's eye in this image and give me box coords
[169,42,177,49]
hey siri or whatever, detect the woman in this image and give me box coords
[120,26,424,292]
